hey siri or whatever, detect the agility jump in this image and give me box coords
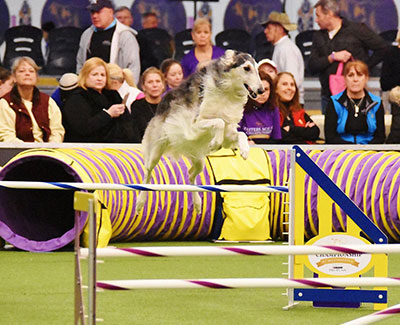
[68,146,398,324]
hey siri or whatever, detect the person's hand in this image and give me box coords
[248,140,255,145]
[333,50,352,62]
[305,121,315,128]
[105,104,125,118]
[283,126,290,132]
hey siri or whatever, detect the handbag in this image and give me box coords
[329,61,346,95]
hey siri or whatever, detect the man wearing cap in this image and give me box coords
[76,0,140,84]
[262,11,304,105]
[309,0,388,114]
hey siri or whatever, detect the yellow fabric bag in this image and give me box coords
[207,148,271,240]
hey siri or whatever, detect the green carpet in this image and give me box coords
[1,242,399,324]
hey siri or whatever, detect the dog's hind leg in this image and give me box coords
[194,118,225,152]
[188,158,205,214]
[135,138,168,215]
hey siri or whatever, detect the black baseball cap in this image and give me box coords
[86,0,114,12]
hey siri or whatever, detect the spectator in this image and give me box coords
[309,0,388,114]
[181,17,225,78]
[257,58,278,80]
[115,6,133,27]
[141,12,158,29]
[325,60,385,144]
[131,67,165,141]
[238,72,281,144]
[160,58,183,94]
[0,57,64,143]
[0,67,14,98]
[262,11,304,104]
[63,57,136,143]
[387,86,400,143]
[276,72,319,144]
[51,73,79,111]
[107,63,144,112]
[380,29,400,92]
[76,0,141,84]
[41,21,55,63]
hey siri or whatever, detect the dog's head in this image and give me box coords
[220,50,264,99]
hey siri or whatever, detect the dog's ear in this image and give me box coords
[221,49,236,67]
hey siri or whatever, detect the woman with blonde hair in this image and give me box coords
[63,57,136,142]
[107,63,144,112]
[131,67,165,141]
[326,60,385,144]
[181,17,225,78]
[0,56,64,142]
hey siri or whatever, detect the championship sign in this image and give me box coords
[306,233,373,277]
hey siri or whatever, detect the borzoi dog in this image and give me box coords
[135,50,264,214]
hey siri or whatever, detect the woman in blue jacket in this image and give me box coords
[325,60,385,144]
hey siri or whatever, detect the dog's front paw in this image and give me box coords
[238,132,250,159]
[193,192,202,214]
[240,147,249,160]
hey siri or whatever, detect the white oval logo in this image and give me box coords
[307,234,372,276]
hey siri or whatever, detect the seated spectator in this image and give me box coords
[257,58,278,80]
[131,67,165,141]
[276,72,320,143]
[181,17,225,78]
[141,12,158,29]
[325,60,385,144]
[387,86,400,143]
[63,57,136,143]
[107,63,144,112]
[0,57,64,143]
[51,73,79,110]
[160,58,183,94]
[0,67,14,97]
[238,72,281,144]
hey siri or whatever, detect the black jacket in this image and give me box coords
[309,18,388,97]
[380,46,400,91]
[63,87,137,143]
[280,110,320,144]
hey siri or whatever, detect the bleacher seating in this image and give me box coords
[137,28,173,72]
[44,26,83,75]
[215,28,251,53]
[174,29,194,61]
[295,30,316,77]
[3,25,44,69]
[252,31,274,62]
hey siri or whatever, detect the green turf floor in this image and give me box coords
[1,241,399,324]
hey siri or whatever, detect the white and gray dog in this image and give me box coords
[135,50,264,214]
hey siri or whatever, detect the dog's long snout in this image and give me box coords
[257,87,265,95]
